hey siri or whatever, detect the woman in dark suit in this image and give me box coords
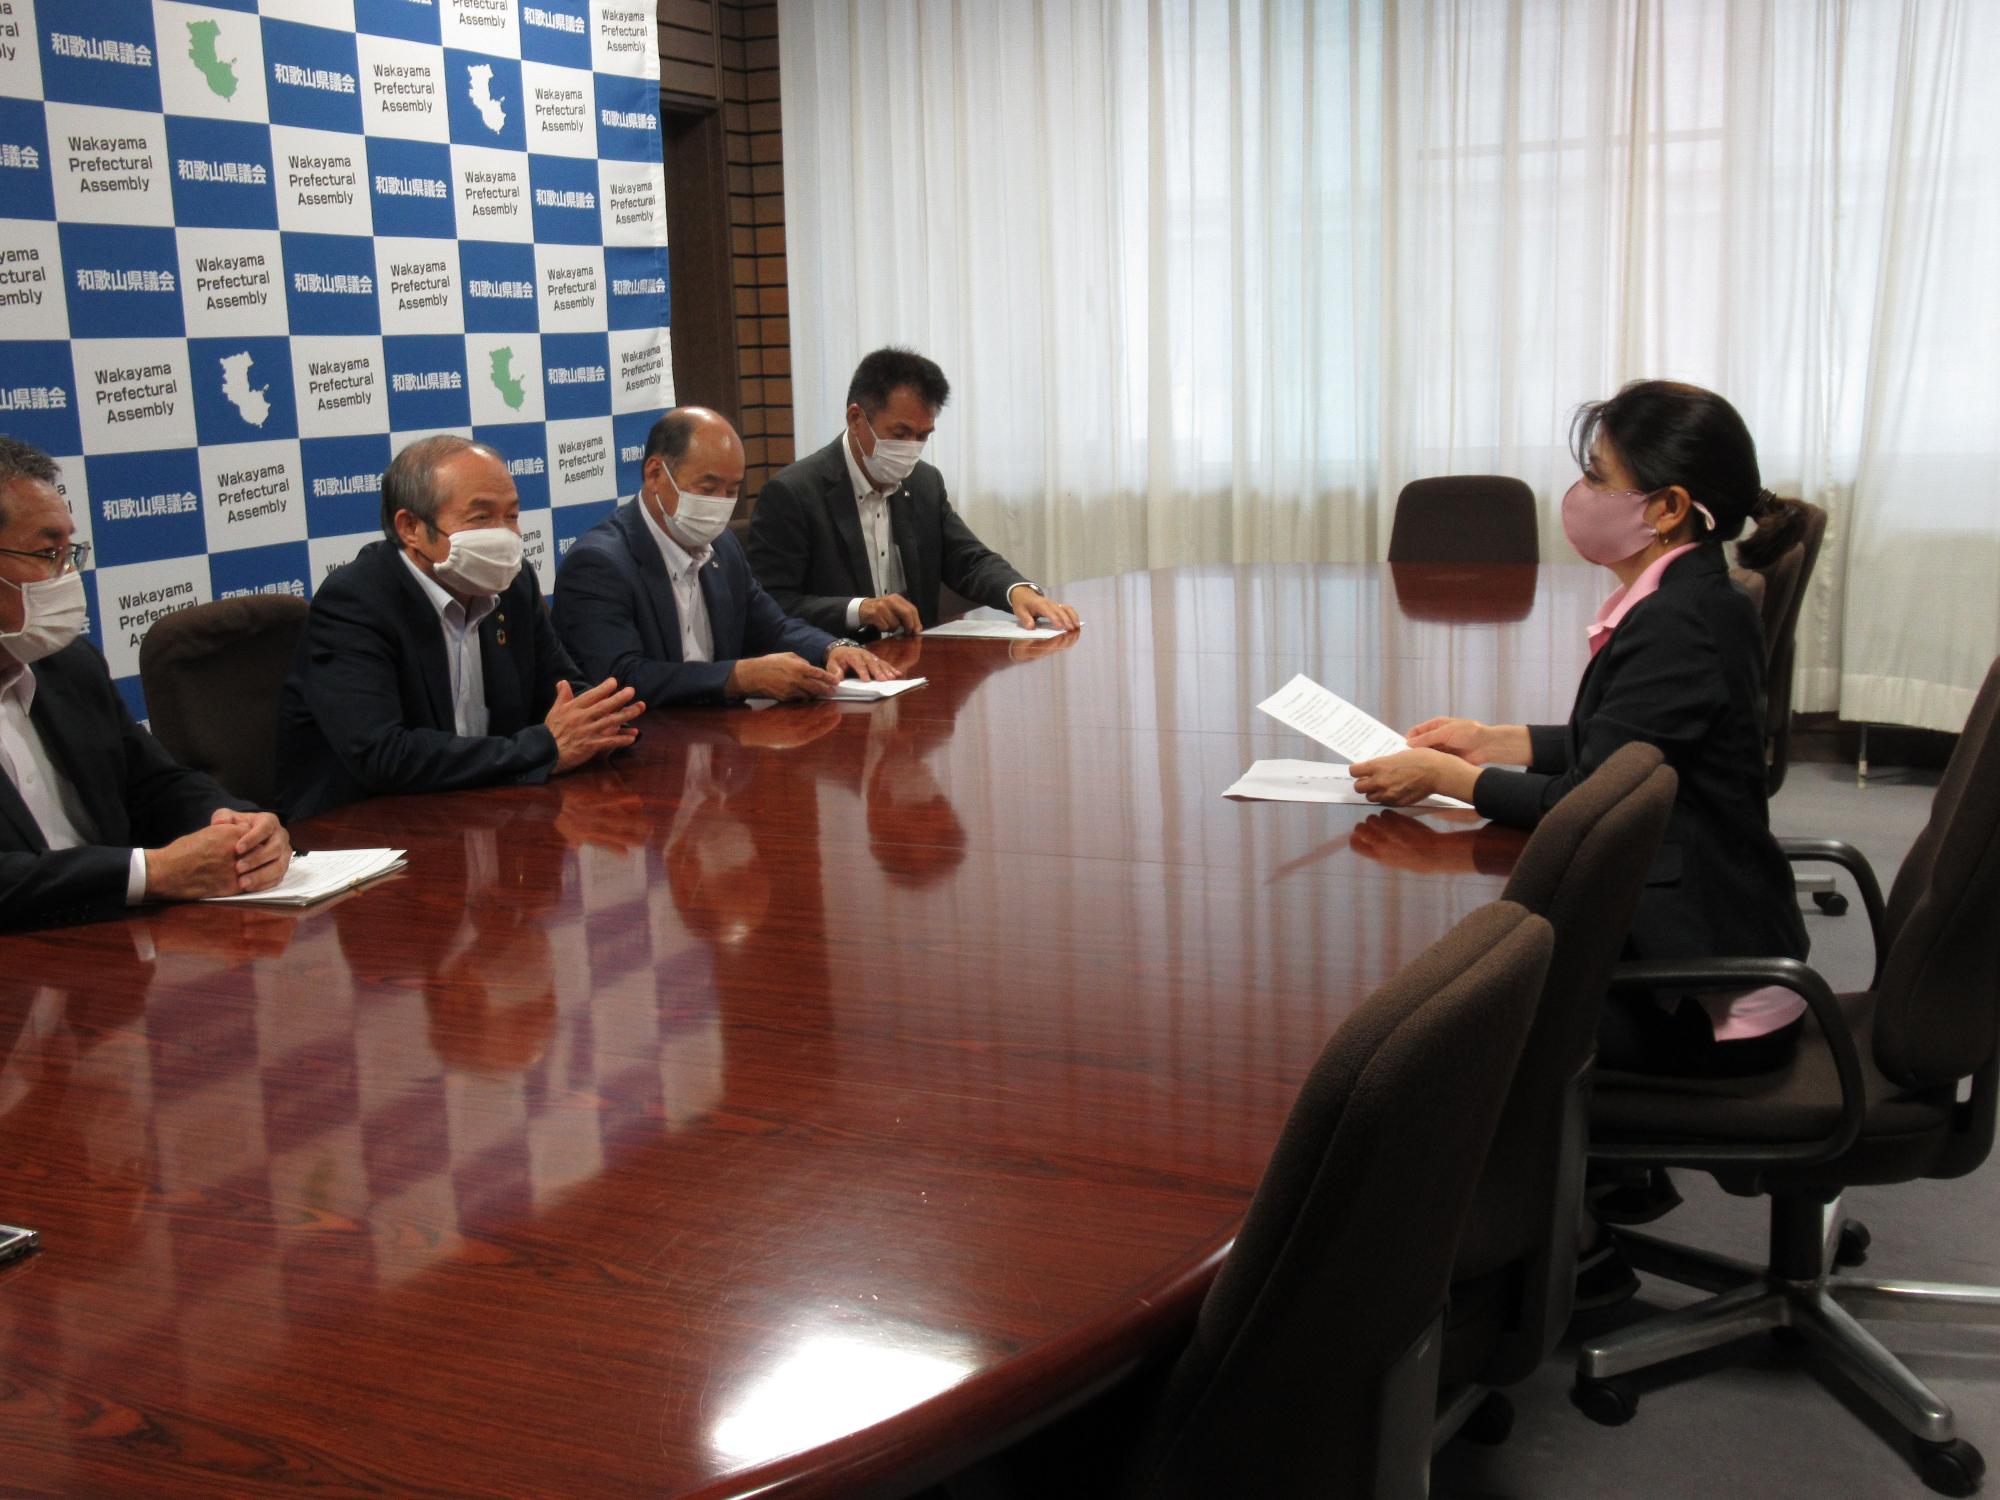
[1351,381,1809,1077]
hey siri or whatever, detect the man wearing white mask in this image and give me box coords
[556,407,897,705]
[0,437,292,929]
[747,348,1080,636]
[279,434,645,822]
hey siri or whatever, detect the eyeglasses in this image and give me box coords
[0,541,91,578]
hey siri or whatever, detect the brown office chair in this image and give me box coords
[1128,900,1552,1499]
[1728,563,1767,620]
[1577,654,2000,1498]
[1743,534,1800,646]
[952,901,1553,1500]
[1438,744,1677,1440]
[1387,476,1540,564]
[138,595,309,809]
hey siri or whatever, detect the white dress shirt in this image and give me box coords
[399,550,496,737]
[842,433,907,632]
[0,660,147,901]
[839,431,1035,629]
[638,494,717,662]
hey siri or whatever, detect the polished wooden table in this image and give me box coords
[0,563,1598,1498]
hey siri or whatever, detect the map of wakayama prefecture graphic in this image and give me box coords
[219,352,270,428]
[467,64,507,133]
[488,347,526,410]
[187,20,238,100]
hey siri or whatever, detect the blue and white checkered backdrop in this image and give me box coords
[0,0,671,720]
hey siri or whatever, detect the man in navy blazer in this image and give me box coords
[555,407,898,706]
[0,438,292,929]
[278,435,645,823]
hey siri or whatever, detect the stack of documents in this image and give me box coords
[201,848,407,906]
[1223,759,1473,811]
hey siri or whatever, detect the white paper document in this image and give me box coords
[831,676,928,701]
[1256,674,1410,764]
[921,609,1078,641]
[201,848,408,906]
[747,676,930,709]
[1222,759,1474,811]
[921,619,1064,641]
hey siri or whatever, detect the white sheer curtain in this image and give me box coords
[781,0,2000,731]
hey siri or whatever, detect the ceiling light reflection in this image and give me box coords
[708,1323,980,1466]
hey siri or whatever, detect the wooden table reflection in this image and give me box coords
[0,563,1597,1498]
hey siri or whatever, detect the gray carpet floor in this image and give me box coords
[1432,760,1999,1500]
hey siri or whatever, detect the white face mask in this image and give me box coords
[862,417,925,489]
[0,567,89,666]
[657,470,736,549]
[430,525,522,597]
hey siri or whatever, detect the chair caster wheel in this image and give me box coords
[1462,1392,1514,1446]
[1916,1437,1985,1497]
[1835,1220,1872,1268]
[1571,1375,1637,1427]
[1814,889,1850,916]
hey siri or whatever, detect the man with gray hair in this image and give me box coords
[0,436,293,929]
[278,434,644,822]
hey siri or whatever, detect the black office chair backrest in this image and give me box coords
[1736,499,1827,795]
[1729,564,1768,621]
[1387,476,1540,564]
[1124,901,1552,1500]
[1449,742,1676,1383]
[1872,656,2000,1091]
[1770,499,1828,651]
[1753,536,1805,648]
[138,595,310,809]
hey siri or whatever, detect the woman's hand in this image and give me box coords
[1348,747,1481,807]
[1406,717,1532,766]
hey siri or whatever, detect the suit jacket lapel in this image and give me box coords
[1568,643,1607,763]
[383,545,456,730]
[696,551,734,658]
[616,501,682,661]
[1566,547,1720,758]
[0,766,45,851]
[886,491,931,606]
[480,596,523,731]
[23,661,122,844]
[823,439,874,597]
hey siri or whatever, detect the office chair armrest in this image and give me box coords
[1591,956,1866,1174]
[1780,836,1888,983]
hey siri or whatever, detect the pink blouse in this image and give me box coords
[1587,543,1701,657]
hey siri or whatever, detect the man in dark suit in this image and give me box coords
[746,347,1080,637]
[555,407,898,705]
[278,435,645,823]
[0,438,292,930]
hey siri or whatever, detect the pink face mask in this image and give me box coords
[1560,478,1716,567]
